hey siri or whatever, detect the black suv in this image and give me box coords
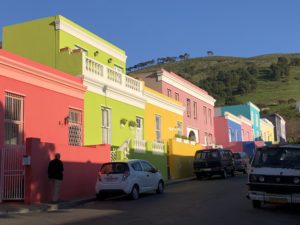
[193,148,235,179]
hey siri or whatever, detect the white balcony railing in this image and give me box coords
[152,142,164,155]
[132,139,146,152]
[83,55,143,95]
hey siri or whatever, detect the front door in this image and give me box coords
[136,117,143,140]
[101,107,111,144]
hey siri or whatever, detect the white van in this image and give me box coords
[247,145,300,208]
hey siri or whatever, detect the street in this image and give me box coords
[1,175,300,225]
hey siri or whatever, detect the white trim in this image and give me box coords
[159,70,216,106]
[83,77,146,109]
[224,112,241,125]
[238,115,252,126]
[186,127,199,143]
[144,89,185,115]
[55,19,127,63]
[247,102,260,112]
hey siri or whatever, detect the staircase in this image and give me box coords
[110,138,131,161]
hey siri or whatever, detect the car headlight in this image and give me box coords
[250,175,257,182]
[258,176,265,182]
[293,177,300,184]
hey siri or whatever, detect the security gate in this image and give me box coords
[0,145,25,202]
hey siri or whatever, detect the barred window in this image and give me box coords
[68,109,82,146]
[4,92,24,145]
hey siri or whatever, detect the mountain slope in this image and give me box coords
[130,53,300,142]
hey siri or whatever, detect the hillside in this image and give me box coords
[130,53,300,142]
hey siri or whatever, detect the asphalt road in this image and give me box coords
[1,174,300,225]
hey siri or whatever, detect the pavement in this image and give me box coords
[0,176,196,216]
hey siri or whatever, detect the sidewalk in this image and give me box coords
[0,176,195,216]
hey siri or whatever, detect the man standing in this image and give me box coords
[48,153,64,203]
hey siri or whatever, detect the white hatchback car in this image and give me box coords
[95,159,164,200]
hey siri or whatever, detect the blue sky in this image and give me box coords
[1,0,300,67]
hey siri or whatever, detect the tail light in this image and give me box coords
[122,171,130,181]
[98,171,102,181]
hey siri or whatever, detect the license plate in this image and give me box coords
[105,177,117,182]
[201,168,212,171]
[270,197,288,203]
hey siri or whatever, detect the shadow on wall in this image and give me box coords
[25,138,110,204]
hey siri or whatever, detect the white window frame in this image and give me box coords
[155,115,162,142]
[68,108,82,146]
[4,92,24,145]
[101,107,111,144]
[136,117,144,140]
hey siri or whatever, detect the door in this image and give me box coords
[140,161,158,190]
[101,107,111,144]
[136,117,143,140]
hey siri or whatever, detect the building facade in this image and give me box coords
[131,69,216,147]
[215,102,261,141]
[260,118,275,143]
[264,113,286,144]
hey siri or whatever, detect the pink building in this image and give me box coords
[239,115,254,141]
[0,50,110,203]
[132,69,216,146]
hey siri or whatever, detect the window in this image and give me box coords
[68,109,82,146]
[204,132,208,145]
[193,102,197,119]
[208,108,212,125]
[228,128,232,142]
[4,92,24,145]
[187,99,191,117]
[141,161,155,172]
[101,107,111,144]
[209,133,213,145]
[256,115,259,127]
[155,115,162,142]
[235,130,239,141]
[131,162,143,171]
[203,106,207,124]
[136,117,143,140]
[241,129,244,141]
[167,89,172,97]
[247,131,250,141]
[177,121,183,136]
[251,111,254,122]
[175,92,179,101]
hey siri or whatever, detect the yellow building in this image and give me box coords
[260,118,275,143]
[144,87,202,179]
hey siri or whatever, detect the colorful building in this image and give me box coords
[0,50,110,203]
[214,112,242,148]
[2,15,147,151]
[260,118,275,143]
[239,115,254,141]
[131,69,216,147]
[215,102,261,141]
[263,113,286,144]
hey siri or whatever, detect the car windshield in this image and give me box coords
[100,163,129,174]
[195,150,219,160]
[233,153,241,159]
[252,147,300,169]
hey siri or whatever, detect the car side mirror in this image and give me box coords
[150,168,157,173]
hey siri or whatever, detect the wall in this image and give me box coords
[214,116,229,147]
[84,91,144,146]
[3,16,57,69]
[241,122,253,141]
[25,138,110,203]
[228,120,242,142]
[168,139,202,179]
[0,50,85,147]
[145,102,183,143]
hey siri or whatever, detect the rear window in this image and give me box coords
[100,163,129,174]
[195,150,219,160]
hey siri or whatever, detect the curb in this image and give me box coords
[0,177,195,216]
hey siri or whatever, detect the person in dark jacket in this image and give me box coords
[48,153,64,203]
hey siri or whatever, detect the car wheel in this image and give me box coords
[222,169,227,179]
[96,192,106,201]
[252,200,262,208]
[156,180,164,194]
[130,185,139,200]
